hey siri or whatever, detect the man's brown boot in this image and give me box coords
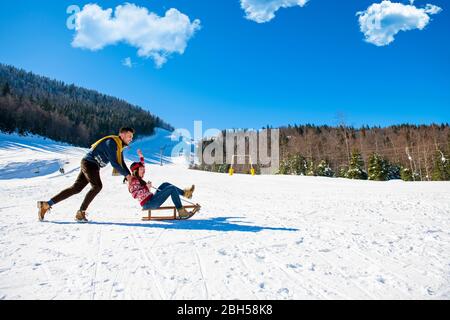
[75,210,89,223]
[37,201,51,222]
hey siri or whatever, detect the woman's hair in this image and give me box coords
[131,168,147,187]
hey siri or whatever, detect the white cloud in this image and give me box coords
[71,3,201,68]
[122,57,133,68]
[357,1,442,46]
[423,3,442,15]
[240,0,308,23]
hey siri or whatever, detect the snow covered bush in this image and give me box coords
[368,153,389,181]
[346,150,368,180]
[316,160,335,177]
[277,153,307,175]
[401,167,413,181]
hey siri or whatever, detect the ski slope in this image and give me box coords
[0,131,449,300]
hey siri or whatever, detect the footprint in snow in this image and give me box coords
[277,288,289,295]
[376,276,386,284]
[286,263,302,269]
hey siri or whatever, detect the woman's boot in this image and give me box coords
[183,185,195,199]
[177,207,192,219]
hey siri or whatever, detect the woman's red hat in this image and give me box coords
[130,162,144,172]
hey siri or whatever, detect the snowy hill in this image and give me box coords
[0,131,449,299]
[0,132,86,180]
[124,128,193,166]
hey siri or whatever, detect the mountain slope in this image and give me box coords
[0,63,173,147]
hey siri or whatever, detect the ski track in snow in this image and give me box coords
[1,132,450,299]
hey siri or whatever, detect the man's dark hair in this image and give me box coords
[119,127,135,134]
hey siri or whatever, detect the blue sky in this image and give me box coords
[0,0,449,131]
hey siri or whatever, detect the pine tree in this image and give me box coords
[316,160,335,177]
[346,149,368,180]
[290,154,307,175]
[431,151,450,181]
[277,158,289,175]
[306,160,315,176]
[2,82,11,96]
[368,153,389,181]
[41,98,52,112]
[387,164,401,180]
[400,167,413,181]
[338,166,348,178]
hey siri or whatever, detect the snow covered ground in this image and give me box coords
[0,131,449,300]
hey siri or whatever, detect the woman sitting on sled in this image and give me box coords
[128,149,195,219]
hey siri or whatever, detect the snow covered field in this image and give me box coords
[0,131,449,300]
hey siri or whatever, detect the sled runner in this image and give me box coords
[142,204,201,221]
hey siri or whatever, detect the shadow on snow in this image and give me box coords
[46,216,299,233]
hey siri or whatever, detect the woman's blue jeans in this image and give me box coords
[142,182,184,210]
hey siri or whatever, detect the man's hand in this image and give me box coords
[126,175,132,183]
[137,149,143,158]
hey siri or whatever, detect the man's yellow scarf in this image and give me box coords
[91,135,125,176]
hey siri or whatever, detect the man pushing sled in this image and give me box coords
[37,127,198,222]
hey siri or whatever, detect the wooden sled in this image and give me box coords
[142,204,201,221]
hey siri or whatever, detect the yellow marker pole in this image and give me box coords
[249,155,255,176]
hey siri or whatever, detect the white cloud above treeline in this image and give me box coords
[71,3,201,68]
[357,1,442,46]
[240,0,308,23]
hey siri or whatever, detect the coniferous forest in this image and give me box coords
[0,64,173,147]
[194,124,450,181]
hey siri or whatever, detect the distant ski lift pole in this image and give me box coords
[190,139,195,166]
[160,145,167,166]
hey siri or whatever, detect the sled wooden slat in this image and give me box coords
[142,204,201,221]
